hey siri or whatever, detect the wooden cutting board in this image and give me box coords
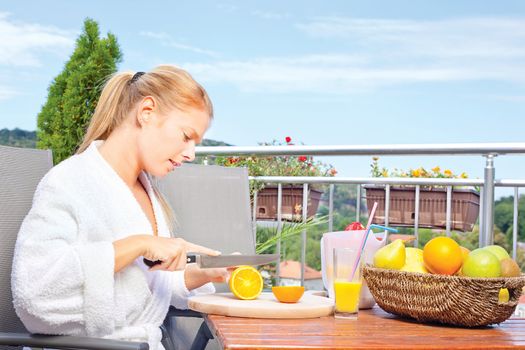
[188,292,334,319]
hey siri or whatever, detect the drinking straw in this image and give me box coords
[369,224,399,233]
[349,221,400,280]
[369,224,398,244]
[365,202,378,230]
[349,202,378,280]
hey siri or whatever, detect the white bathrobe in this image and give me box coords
[11,140,214,350]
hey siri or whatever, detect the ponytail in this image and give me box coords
[77,72,133,153]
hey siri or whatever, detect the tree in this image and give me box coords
[318,184,362,230]
[495,196,514,234]
[494,195,525,242]
[37,18,122,164]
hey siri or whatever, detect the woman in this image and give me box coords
[12,65,227,349]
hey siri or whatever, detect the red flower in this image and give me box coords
[227,157,239,165]
[298,156,307,162]
[285,136,292,143]
[345,222,365,231]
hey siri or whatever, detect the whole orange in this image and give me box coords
[423,237,463,275]
[459,246,470,263]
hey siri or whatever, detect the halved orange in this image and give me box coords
[271,286,305,303]
[228,265,263,300]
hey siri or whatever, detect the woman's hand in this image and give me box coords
[184,263,236,290]
[112,235,221,273]
[184,251,242,290]
[143,236,221,272]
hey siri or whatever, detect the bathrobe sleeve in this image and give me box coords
[11,173,116,337]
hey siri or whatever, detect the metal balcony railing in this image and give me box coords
[196,143,525,286]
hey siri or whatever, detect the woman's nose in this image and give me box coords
[182,143,196,162]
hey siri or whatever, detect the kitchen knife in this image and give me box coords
[143,253,279,268]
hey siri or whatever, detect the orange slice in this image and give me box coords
[271,286,305,303]
[229,265,263,300]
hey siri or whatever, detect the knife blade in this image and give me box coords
[143,253,279,268]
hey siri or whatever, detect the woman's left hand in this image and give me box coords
[184,263,234,290]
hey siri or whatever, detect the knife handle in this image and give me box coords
[143,254,197,268]
[143,258,161,267]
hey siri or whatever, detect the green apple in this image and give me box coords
[483,245,510,261]
[462,248,501,278]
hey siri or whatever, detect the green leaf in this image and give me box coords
[255,215,328,254]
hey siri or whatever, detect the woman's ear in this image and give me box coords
[137,96,156,127]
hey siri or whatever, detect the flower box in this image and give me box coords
[364,185,480,232]
[255,185,323,221]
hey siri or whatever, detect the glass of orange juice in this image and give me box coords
[333,247,363,320]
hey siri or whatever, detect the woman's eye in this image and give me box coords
[183,133,190,142]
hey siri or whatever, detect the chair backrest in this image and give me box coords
[159,164,255,349]
[0,145,53,334]
[158,164,255,257]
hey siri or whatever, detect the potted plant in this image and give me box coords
[214,137,337,221]
[365,157,480,232]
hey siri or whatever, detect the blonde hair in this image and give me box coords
[77,65,213,234]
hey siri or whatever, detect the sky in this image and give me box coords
[0,0,524,197]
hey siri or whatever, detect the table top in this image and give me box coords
[205,306,525,349]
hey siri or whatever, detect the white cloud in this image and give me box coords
[182,16,525,94]
[0,12,74,67]
[183,56,481,94]
[183,53,524,94]
[0,85,17,100]
[140,31,220,58]
[296,16,525,60]
[251,10,291,20]
[216,3,238,13]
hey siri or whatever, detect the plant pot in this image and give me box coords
[364,185,480,232]
[255,185,323,221]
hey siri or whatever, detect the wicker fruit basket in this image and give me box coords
[363,265,525,327]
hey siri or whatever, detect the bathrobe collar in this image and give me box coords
[86,140,170,238]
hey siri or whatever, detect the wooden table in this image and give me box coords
[205,306,525,349]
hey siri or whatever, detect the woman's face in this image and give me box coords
[137,101,210,177]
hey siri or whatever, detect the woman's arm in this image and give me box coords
[183,264,230,290]
[12,178,113,336]
[112,235,149,273]
[113,235,221,273]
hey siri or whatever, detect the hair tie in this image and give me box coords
[130,71,145,84]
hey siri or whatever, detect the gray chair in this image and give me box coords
[158,164,255,258]
[0,145,148,350]
[157,164,255,350]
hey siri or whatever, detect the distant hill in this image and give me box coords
[0,128,36,148]
[0,128,231,149]
[200,139,231,146]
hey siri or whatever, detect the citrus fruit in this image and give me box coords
[423,236,463,275]
[461,248,501,277]
[271,286,305,303]
[460,246,470,263]
[229,265,263,300]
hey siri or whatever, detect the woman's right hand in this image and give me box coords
[142,236,221,272]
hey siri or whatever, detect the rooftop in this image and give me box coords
[279,260,322,280]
